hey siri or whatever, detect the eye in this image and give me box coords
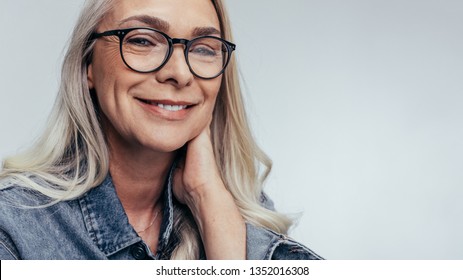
[190,45,217,57]
[124,29,168,49]
[126,36,156,47]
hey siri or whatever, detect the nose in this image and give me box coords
[155,44,193,88]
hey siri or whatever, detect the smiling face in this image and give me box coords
[88,0,222,154]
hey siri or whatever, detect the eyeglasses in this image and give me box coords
[90,27,236,79]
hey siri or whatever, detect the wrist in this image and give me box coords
[182,182,246,260]
[183,178,230,213]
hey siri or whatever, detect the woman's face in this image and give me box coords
[88,0,222,153]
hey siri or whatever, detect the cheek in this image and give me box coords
[202,77,222,103]
[91,45,121,87]
[90,44,133,108]
[190,79,222,132]
[201,79,222,116]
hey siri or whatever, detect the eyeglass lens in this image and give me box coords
[121,29,229,78]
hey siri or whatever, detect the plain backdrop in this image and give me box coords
[1,0,462,259]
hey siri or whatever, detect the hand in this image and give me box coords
[172,124,246,259]
[173,125,224,205]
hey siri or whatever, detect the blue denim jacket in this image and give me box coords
[0,171,322,260]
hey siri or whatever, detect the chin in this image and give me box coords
[137,128,200,154]
[142,138,188,154]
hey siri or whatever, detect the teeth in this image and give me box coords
[157,103,188,111]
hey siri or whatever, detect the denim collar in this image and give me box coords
[77,166,176,259]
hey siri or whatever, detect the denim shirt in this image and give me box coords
[0,170,322,260]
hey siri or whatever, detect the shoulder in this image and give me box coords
[0,178,52,208]
[0,181,81,260]
[0,181,25,260]
[0,179,52,234]
[245,223,323,260]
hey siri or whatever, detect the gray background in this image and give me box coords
[1,0,462,259]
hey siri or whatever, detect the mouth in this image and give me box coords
[136,98,195,112]
[135,97,196,120]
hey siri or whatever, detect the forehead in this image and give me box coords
[105,0,220,32]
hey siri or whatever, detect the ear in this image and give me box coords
[87,63,94,89]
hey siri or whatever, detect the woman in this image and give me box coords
[0,0,322,260]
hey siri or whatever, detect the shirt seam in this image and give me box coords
[0,243,18,260]
[0,230,19,260]
[262,228,324,260]
[264,237,284,260]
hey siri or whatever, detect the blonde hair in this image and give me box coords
[0,0,292,259]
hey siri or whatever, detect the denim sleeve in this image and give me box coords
[246,223,323,260]
[0,228,20,260]
[271,239,324,260]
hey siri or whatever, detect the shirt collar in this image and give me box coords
[78,165,177,259]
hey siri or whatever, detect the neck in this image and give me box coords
[104,124,176,214]
[102,119,177,253]
[109,149,174,213]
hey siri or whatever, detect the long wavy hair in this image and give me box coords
[0,0,292,259]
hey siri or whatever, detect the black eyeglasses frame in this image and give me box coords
[90,27,236,79]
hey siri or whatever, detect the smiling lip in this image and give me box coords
[136,98,195,120]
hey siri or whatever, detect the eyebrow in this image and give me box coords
[118,15,221,37]
[192,26,221,37]
[118,15,170,32]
